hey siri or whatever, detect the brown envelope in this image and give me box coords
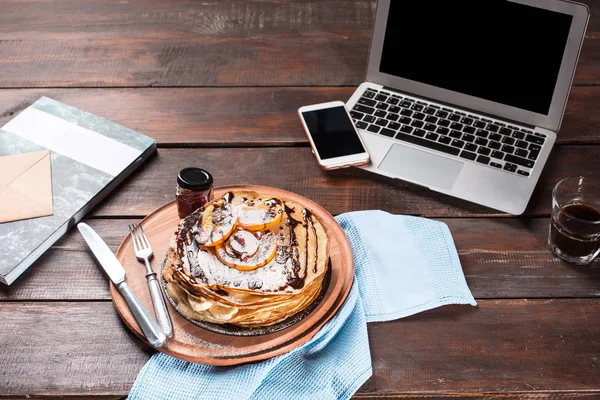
[0,150,53,224]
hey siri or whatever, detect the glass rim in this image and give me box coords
[552,176,600,226]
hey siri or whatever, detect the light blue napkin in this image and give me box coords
[129,211,476,400]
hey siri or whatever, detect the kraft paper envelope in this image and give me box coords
[0,150,53,223]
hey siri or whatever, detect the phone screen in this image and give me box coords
[301,106,366,160]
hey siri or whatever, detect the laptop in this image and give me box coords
[347,0,589,215]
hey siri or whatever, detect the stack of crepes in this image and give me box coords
[162,190,329,328]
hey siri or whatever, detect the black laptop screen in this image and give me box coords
[379,0,573,115]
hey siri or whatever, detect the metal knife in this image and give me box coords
[77,222,167,348]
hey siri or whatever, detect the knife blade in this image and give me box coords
[77,222,167,348]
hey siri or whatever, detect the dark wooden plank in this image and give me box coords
[0,87,598,145]
[1,300,598,397]
[0,0,597,87]
[73,146,597,218]
[3,218,600,301]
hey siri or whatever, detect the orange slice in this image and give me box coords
[237,197,284,231]
[195,198,237,247]
[215,231,278,271]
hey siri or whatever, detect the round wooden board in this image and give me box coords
[111,185,354,366]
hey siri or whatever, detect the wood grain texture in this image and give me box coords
[0,87,599,145]
[3,218,600,302]
[0,0,597,87]
[74,146,598,218]
[1,300,598,397]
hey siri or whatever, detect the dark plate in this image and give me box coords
[160,256,332,337]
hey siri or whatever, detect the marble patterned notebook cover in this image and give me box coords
[0,97,156,285]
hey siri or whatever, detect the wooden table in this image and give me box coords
[1,1,599,398]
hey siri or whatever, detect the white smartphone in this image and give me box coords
[298,101,370,170]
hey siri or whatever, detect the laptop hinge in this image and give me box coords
[382,86,536,129]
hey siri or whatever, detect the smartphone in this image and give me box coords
[298,101,370,170]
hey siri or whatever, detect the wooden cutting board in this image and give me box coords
[111,185,354,365]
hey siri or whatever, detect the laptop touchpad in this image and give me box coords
[378,144,464,191]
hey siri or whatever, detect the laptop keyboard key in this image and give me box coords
[411,120,425,128]
[525,134,545,145]
[491,150,504,159]
[388,122,401,130]
[436,127,450,135]
[354,104,375,115]
[448,114,461,122]
[449,130,462,139]
[358,98,377,107]
[438,136,452,145]
[504,154,534,168]
[400,125,414,134]
[489,141,501,150]
[376,102,389,111]
[517,170,530,177]
[463,126,476,134]
[529,143,541,152]
[387,97,399,105]
[351,111,364,120]
[413,129,426,137]
[425,132,439,141]
[380,128,395,137]
[475,130,488,138]
[375,94,388,102]
[363,90,376,99]
[438,119,451,127]
[502,136,515,145]
[435,110,449,119]
[386,113,399,122]
[376,118,388,127]
[394,132,460,156]
[489,133,502,141]
[367,124,380,134]
[500,127,512,135]
[401,109,413,117]
[460,117,474,125]
[450,122,463,131]
[400,116,412,124]
[451,139,465,148]
[400,100,411,108]
[502,144,515,154]
[411,104,424,111]
[460,150,477,161]
[424,123,437,132]
[515,148,528,157]
[515,140,528,149]
[476,155,490,164]
[528,150,540,161]
[473,120,486,129]
[463,134,475,143]
[389,106,401,114]
[424,107,436,115]
[512,131,525,139]
[475,137,488,146]
[363,115,376,123]
[490,162,502,168]
[413,112,426,120]
[503,163,517,173]
[425,116,438,124]
[477,147,491,156]
[355,121,368,130]
[375,110,387,118]
[487,124,500,132]
[464,143,478,152]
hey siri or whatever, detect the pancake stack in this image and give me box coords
[162,190,329,328]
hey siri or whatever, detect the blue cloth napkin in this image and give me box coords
[129,211,476,400]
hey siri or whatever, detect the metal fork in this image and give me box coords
[129,223,173,338]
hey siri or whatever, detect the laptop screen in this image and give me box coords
[379,1,573,115]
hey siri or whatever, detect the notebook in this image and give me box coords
[0,97,156,285]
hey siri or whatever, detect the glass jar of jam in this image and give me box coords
[176,168,214,219]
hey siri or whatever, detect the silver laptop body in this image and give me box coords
[347,0,589,215]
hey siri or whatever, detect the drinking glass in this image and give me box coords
[549,176,600,265]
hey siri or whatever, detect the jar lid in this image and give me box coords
[177,168,213,191]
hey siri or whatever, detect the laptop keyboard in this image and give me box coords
[352,88,547,177]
